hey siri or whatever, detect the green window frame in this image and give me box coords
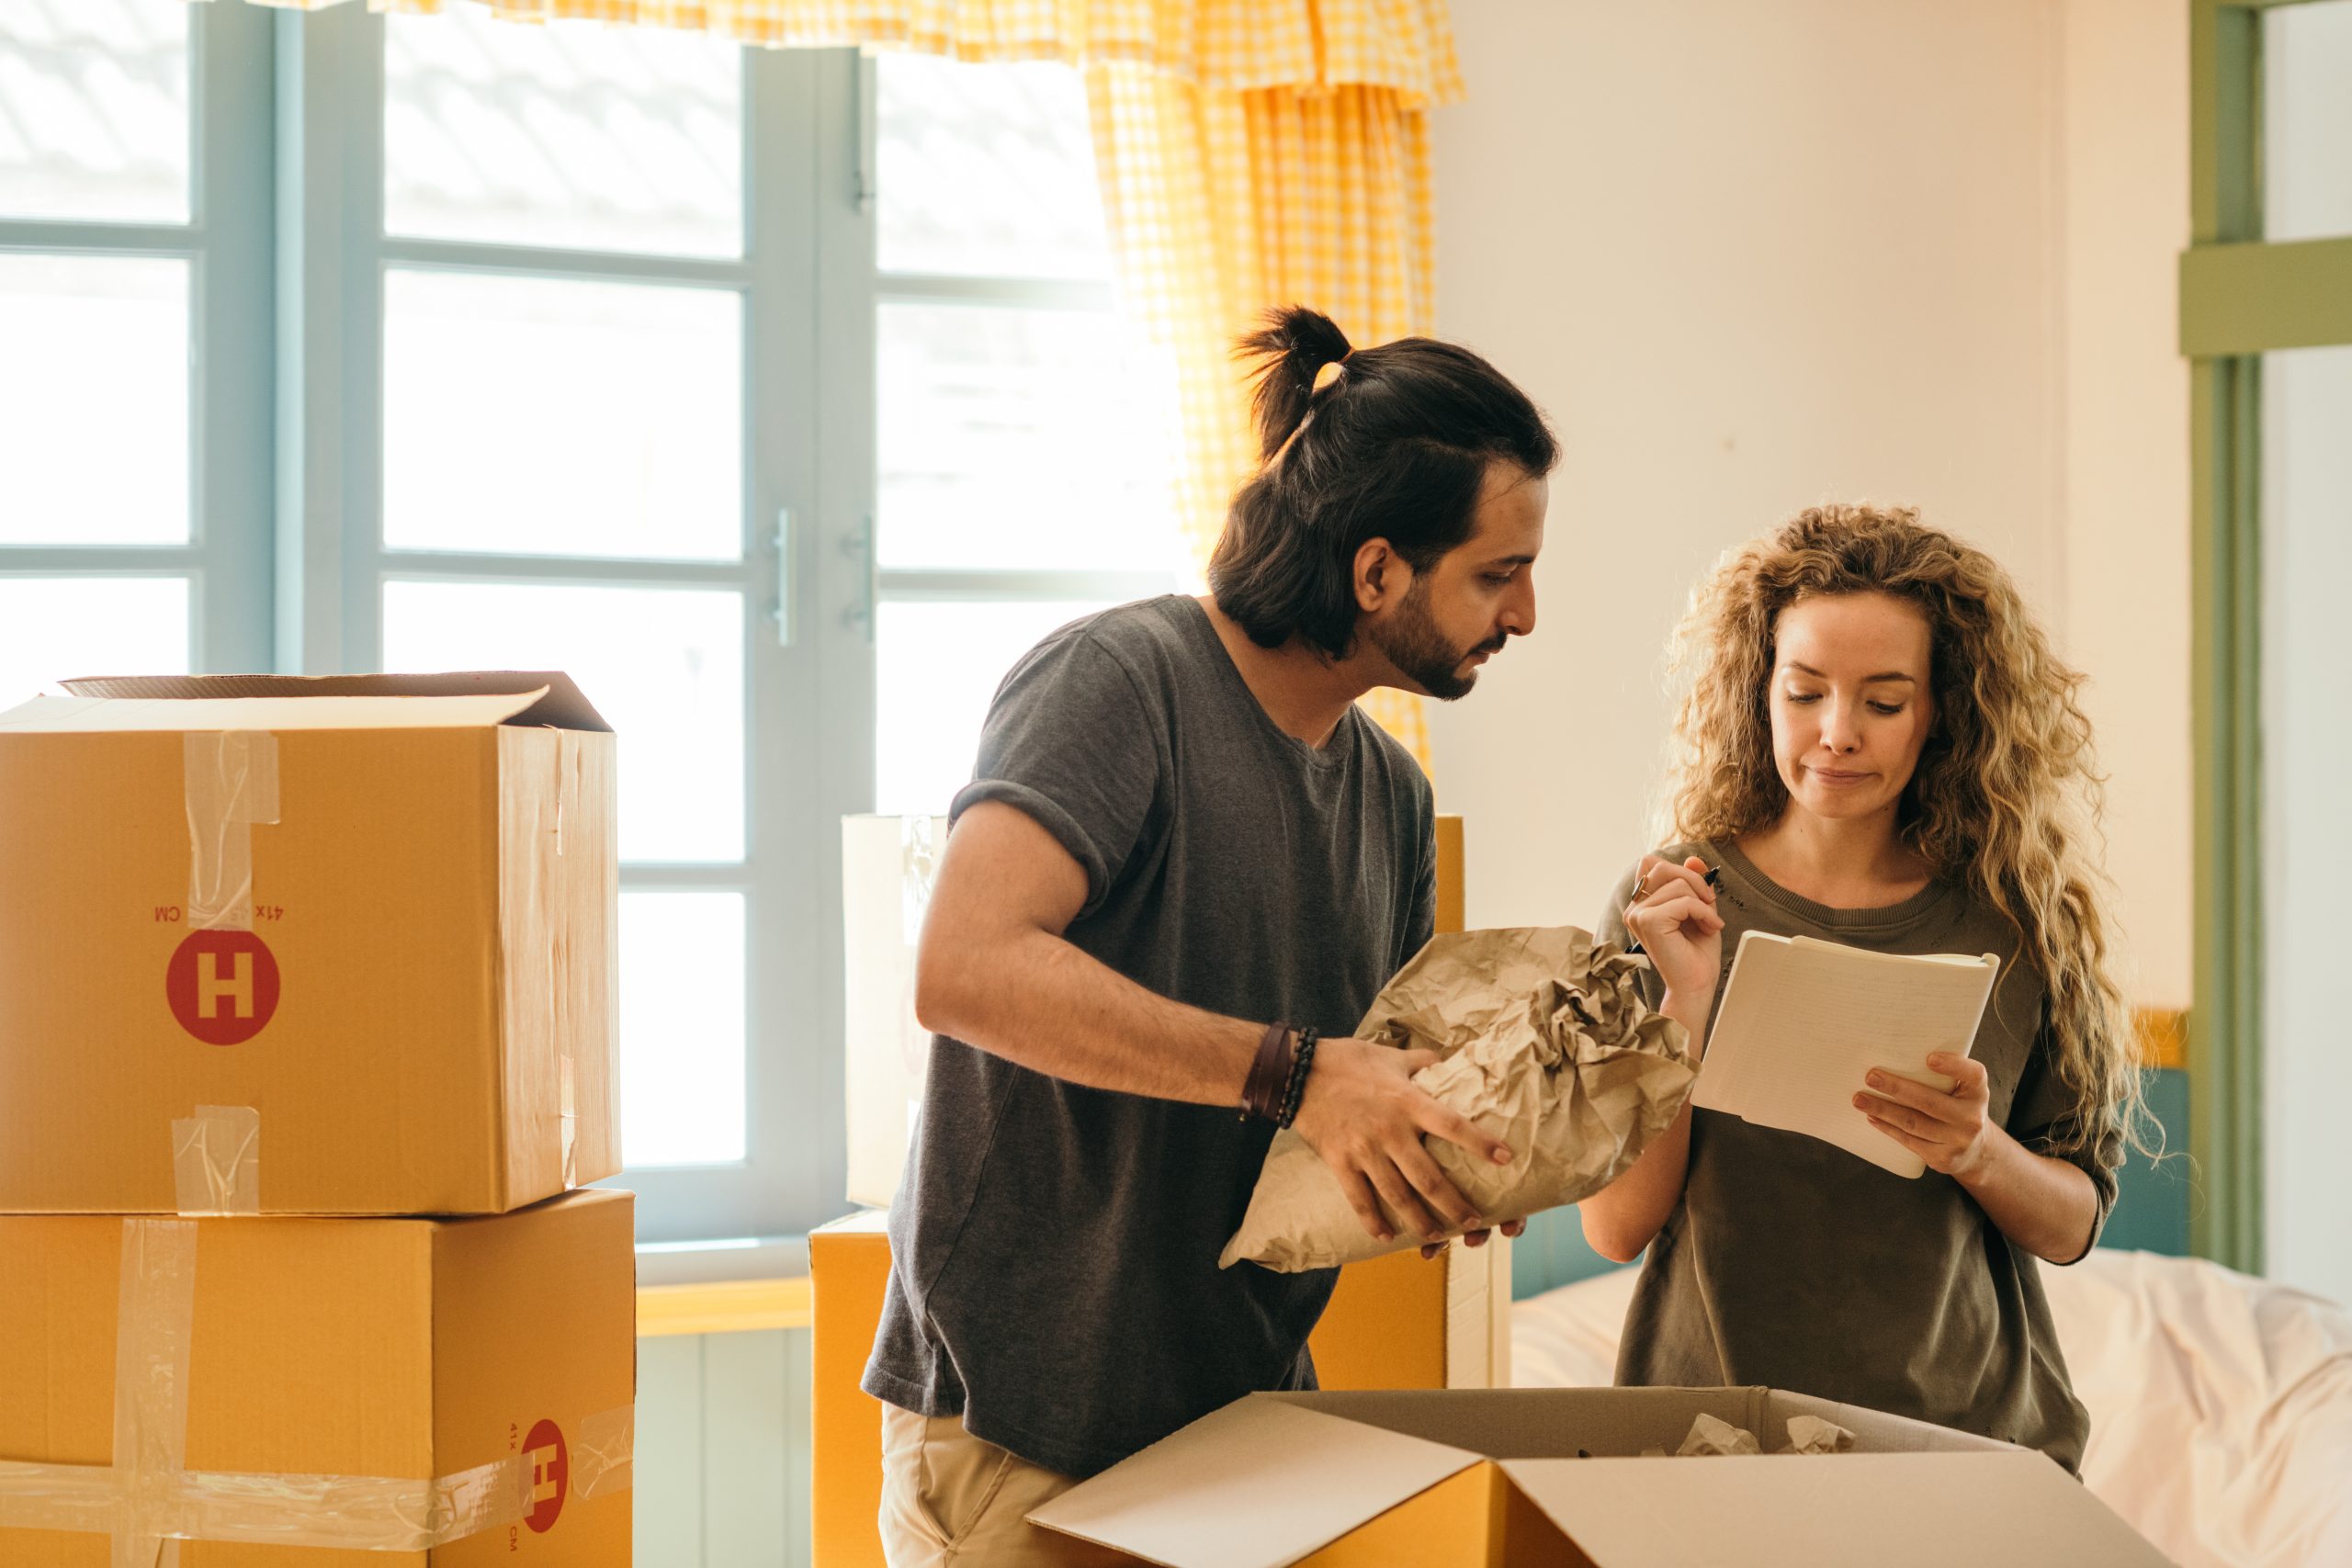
[2181,0,2352,1272]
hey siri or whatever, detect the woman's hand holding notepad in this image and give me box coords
[1690,931,1999,1178]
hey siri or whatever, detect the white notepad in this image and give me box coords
[1692,931,2000,1178]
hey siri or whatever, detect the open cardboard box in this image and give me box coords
[1028,1386,2175,1567]
[0,671,617,1215]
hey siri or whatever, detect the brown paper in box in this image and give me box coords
[0,672,618,1216]
[1222,927,1695,1272]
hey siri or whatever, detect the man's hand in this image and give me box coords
[1289,1037,1516,1243]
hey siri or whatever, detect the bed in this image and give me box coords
[1510,1250,2352,1568]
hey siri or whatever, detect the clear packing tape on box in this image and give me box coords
[1222,927,1698,1272]
[0,1219,633,1558]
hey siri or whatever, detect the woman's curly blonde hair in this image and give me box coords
[1661,503,2153,1163]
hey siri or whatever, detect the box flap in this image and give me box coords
[1263,1387,2032,1461]
[811,1208,893,1240]
[38,671,611,731]
[1266,1387,1787,1459]
[0,690,546,734]
[1025,1393,1483,1568]
[1767,1389,2018,1454]
[1499,1452,2175,1567]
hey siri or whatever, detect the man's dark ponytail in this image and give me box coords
[1236,307,1353,462]
[1210,305,1555,658]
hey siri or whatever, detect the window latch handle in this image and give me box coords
[768,507,794,648]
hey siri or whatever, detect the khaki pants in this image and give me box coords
[877,1403,1135,1567]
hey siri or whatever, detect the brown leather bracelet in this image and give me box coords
[1241,1021,1295,1122]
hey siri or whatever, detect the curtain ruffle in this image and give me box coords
[217,0,1463,103]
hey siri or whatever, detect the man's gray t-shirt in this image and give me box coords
[861,595,1437,1478]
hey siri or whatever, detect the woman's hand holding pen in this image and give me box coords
[1854,1052,1996,1179]
[1623,854,1725,1036]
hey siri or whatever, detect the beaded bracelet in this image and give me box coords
[1273,1027,1320,1128]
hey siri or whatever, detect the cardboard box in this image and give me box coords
[839,814,942,1210]
[0,672,618,1215]
[0,1187,638,1565]
[809,1209,1510,1568]
[1028,1386,2176,1567]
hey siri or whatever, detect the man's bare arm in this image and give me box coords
[912,800,1261,1101]
[914,801,1516,1240]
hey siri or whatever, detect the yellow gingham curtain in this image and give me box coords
[200,0,1459,772]
[1086,62,1450,767]
[222,0,1454,89]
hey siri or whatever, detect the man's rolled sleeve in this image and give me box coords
[947,629,1161,918]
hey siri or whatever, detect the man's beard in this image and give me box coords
[1367,580,1502,702]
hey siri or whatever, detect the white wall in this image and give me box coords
[2057,0,2193,1007]
[1427,0,2193,1010]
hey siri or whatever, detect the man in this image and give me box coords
[865,306,1558,1565]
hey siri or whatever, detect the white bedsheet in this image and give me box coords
[1510,1249,2352,1568]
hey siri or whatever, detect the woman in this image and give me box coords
[1580,503,2149,1472]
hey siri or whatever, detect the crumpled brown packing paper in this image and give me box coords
[1644,1414,1855,1459]
[1674,1413,1762,1456]
[1218,927,1697,1272]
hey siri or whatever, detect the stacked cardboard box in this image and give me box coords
[0,673,638,1564]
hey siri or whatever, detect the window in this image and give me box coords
[0,2,1172,1247]
[869,52,1179,817]
[2260,0,2352,243]
[2250,0,2352,1305]
[368,7,761,1202]
[0,0,270,701]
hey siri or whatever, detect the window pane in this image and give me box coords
[0,0,187,223]
[2261,344,2352,1305]
[875,598,1116,816]
[0,254,187,545]
[2265,1,2352,243]
[0,575,187,707]
[382,268,742,562]
[381,580,746,863]
[385,0,742,258]
[618,889,746,1167]
[876,302,1179,572]
[877,53,1109,281]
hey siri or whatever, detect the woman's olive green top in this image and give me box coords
[1600,838,2121,1472]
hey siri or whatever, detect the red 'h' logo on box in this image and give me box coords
[164,931,281,1045]
[524,1419,570,1533]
